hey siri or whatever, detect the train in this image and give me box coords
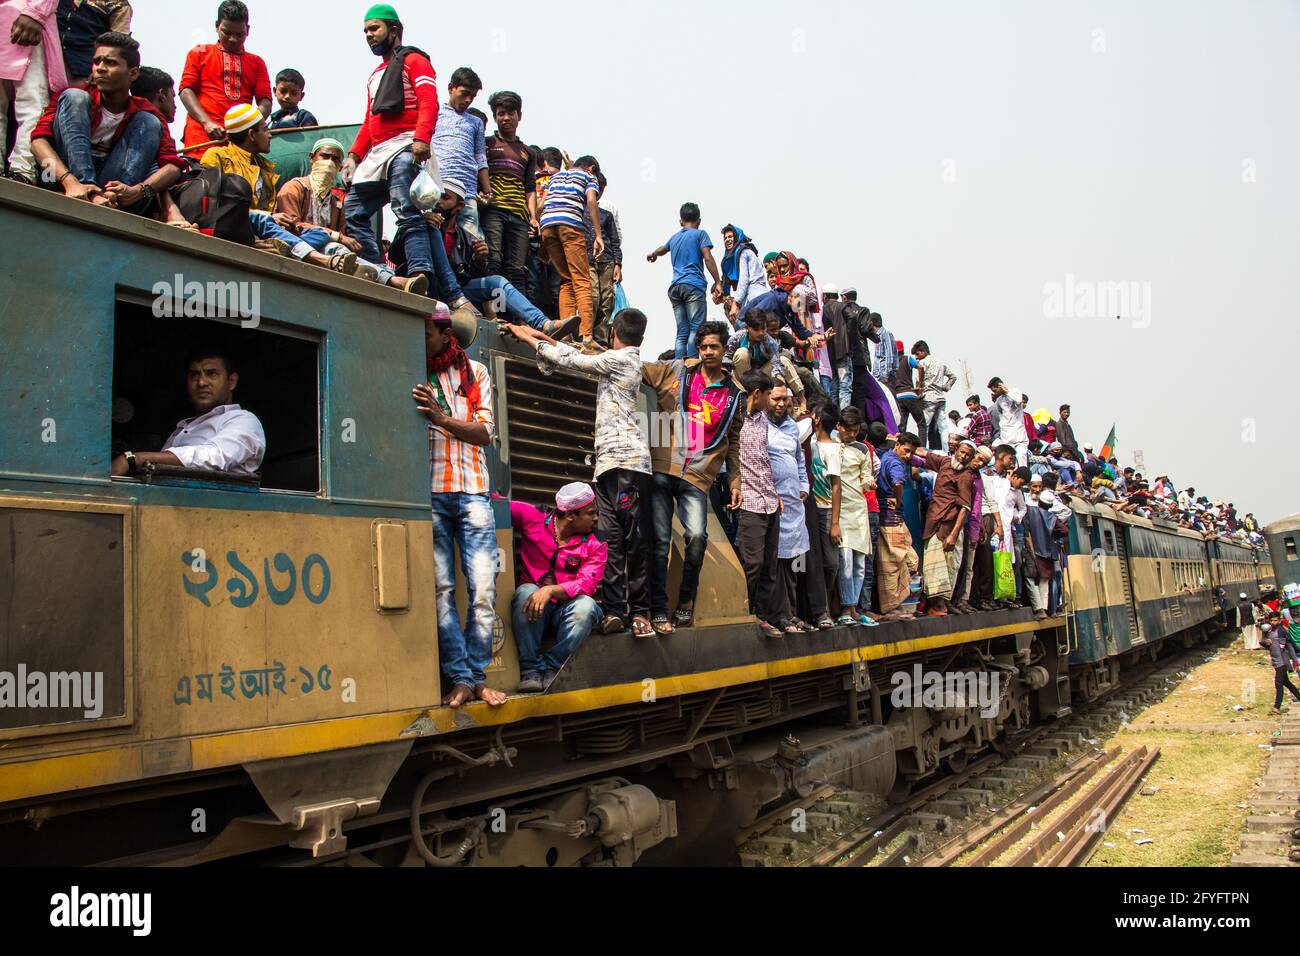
[0,171,1275,866]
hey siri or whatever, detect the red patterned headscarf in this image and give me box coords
[426,317,482,408]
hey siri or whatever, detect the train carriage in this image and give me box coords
[0,177,1255,866]
[1264,515,1298,596]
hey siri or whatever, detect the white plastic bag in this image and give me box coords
[409,156,445,213]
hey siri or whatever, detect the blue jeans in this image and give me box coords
[648,473,709,615]
[51,87,160,189]
[669,283,708,359]
[833,358,853,411]
[345,149,436,277]
[511,586,600,675]
[390,221,465,302]
[838,548,867,609]
[249,211,323,259]
[464,275,549,330]
[861,510,880,611]
[431,492,498,689]
[1012,524,1027,603]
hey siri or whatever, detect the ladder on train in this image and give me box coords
[1114,531,1141,641]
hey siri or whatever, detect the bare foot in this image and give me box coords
[475,684,508,707]
[443,684,474,709]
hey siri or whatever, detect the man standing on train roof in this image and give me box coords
[344,5,478,316]
[989,377,1029,467]
[111,346,265,478]
[510,482,607,695]
[1054,405,1078,455]
[178,1,271,159]
[412,306,505,710]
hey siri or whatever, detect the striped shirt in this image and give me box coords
[739,412,779,515]
[539,168,599,231]
[485,136,536,219]
[428,359,495,495]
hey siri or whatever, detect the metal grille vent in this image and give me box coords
[501,358,598,508]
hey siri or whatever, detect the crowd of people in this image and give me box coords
[0,2,1269,706]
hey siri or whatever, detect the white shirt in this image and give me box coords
[163,404,266,476]
[91,107,126,156]
[994,388,1027,445]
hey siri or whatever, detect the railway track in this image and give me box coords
[737,639,1225,867]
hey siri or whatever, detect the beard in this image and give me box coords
[951,460,970,473]
[767,408,789,425]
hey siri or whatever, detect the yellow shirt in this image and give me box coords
[200,142,280,212]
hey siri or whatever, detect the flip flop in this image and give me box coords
[598,615,626,635]
[672,607,694,630]
[632,616,657,638]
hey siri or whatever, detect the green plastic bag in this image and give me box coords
[993,552,1016,601]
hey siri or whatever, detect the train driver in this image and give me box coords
[111,347,266,477]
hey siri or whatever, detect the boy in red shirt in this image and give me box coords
[178,0,271,158]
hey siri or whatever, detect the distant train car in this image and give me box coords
[1064,500,1213,700]
[1265,514,1300,595]
[1209,535,1265,602]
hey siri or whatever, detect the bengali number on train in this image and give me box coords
[180,550,332,608]
[173,663,333,706]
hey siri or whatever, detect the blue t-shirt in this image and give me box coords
[666,227,713,292]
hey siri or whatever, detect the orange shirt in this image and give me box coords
[428,360,495,496]
[179,43,271,156]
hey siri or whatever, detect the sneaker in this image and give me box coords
[517,671,545,694]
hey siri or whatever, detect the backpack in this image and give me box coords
[173,166,254,245]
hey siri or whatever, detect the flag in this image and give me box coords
[1099,425,1117,461]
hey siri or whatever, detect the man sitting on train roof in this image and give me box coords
[111,346,265,478]
[29,31,183,215]
[201,104,358,275]
[510,482,607,694]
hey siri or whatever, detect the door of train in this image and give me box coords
[1092,519,1123,656]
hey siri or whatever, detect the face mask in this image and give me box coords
[369,36,393,57]
[310,159,339,199]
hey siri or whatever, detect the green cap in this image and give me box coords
[364,3,400,22]
[311,137,346,157]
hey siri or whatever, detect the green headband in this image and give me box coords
[364,3,400,22]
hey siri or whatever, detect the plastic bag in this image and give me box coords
[993,552,1016,601]
[409,156,445,213]
[613,283,630,317]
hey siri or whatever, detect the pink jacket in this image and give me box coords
[510,500,607,603]
[0,0,67,90]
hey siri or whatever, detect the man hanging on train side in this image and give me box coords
[413,306,505,709]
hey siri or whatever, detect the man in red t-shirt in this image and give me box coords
[178,0,271,158]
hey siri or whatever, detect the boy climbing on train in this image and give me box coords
[503,309,656,639]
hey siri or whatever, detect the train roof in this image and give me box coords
[1266,513,1300,536]
[1068,497,1228,544]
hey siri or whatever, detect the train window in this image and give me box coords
[111,297,321,494]
[1288,537,1298,562]
[1103,529,1115,553]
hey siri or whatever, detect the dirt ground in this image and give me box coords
[1088,631,1281,867]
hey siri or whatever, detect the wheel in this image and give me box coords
[887,775,914,805]
[944,751,969,774]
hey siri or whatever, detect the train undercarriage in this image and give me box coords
[0,621,1220,867]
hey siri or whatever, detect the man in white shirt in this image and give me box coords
[988,377,1029,466]
[111,348,266,477]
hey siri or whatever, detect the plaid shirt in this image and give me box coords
[739,412,779,515]
[967,406,993,447]
[429,359,495,495]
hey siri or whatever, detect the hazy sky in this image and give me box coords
[138,0,1298,523]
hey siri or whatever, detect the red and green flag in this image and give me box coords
[1099,425,1118,461]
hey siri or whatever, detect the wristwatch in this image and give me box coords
[124,451,138,475]
[139,183,156,205]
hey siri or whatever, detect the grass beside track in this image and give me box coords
[1088,633,1280,867]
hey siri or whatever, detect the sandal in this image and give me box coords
[632,616,657,638]
[650,612,675,636]
[815,614,836,630]
[777,618,804,635]
[598,615,626,635]
[758,620,783,639]
[329,251,358,275]
[399,273,429,296]
[836,614,858,627]
[549,315,582,341]
[442,683,475,709]
[672,607,695,630]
